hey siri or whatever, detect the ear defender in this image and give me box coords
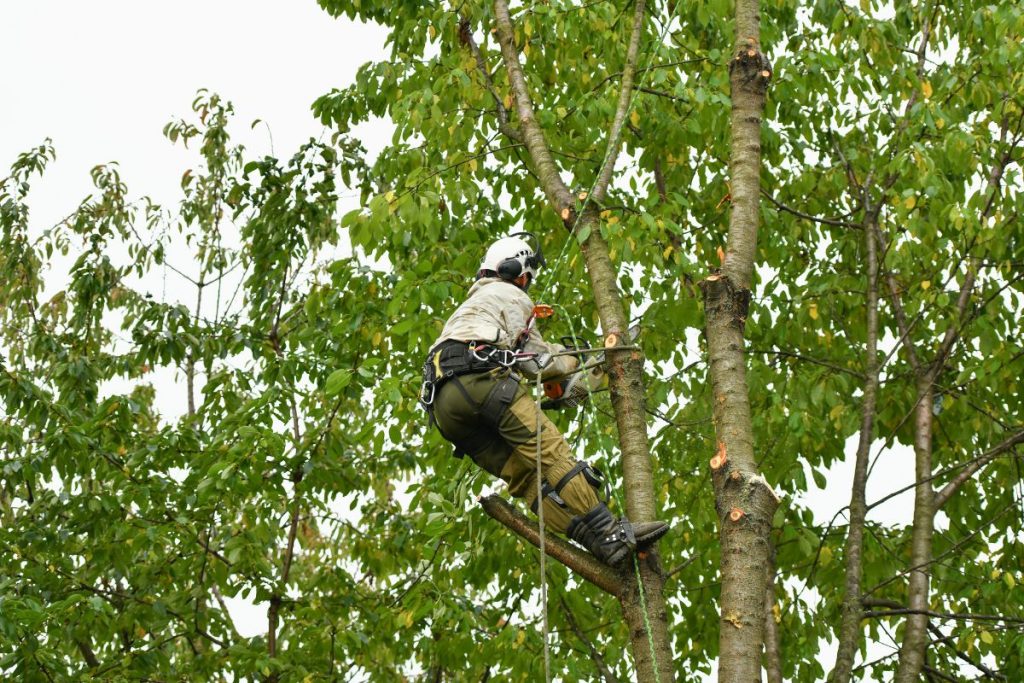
[497,257,524,281]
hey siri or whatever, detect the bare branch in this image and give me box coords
[933,429,1024,509]
[751,346,866,380]
[928,624,1007,680]
[591,0,647,202]
[865,608,1024,626]
[459,16,522,143]
[761,190,859,229]
[557,591,622,683]
[492,0,574,215]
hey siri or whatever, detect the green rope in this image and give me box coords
[518,2,681,678]
[551,304,662,683]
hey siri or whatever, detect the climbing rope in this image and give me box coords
[519,1,683,679]
[534,371,552,682]
[557,306,662,683]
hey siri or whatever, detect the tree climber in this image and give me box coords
[420,233,669,568]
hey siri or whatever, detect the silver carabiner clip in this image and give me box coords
[420,381,436,406]
[470,343,492,363]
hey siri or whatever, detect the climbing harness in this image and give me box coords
[419,340,533,409]
[530,460,610,515]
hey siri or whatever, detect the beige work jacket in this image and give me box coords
[433,277,575,380]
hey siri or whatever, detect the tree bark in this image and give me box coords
[893,381,935,683]
[699,1,779,681]
[830,211,882,683]
[490,3,674,680]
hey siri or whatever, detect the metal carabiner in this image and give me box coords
[469,343,492,363]
[420,380,436,406]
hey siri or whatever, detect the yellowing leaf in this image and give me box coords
[663,245,674,260]
[935,117,945,129]
[829,404,844,423]
[922,80,933,99]
[630,110,640,127]
[1004,572,1016,589]
[808,302,819,320]
[980,630,993,645]
[428,25,437,40]
[921,280,931,290]
[468,158,478,173]
[503,94,513,109]
[606,215,620,226]
[904,195,917,210]
[372,331,383,347]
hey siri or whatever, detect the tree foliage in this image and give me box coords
[2,0,1024,681]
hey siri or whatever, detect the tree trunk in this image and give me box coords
[489,3,674,680]
[830,212,881,683]
[699,1,779,681]
[894,381,935,683]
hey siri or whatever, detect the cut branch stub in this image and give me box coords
[729,507,746,522]
[710,441,728,470]
[729,46,773,93]
[699,273,751,332]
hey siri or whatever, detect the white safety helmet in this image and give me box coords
[478,232,545,288]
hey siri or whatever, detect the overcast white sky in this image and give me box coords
[1,2,935,678]
[1,1,389,232]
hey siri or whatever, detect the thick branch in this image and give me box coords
[479,495,620,595]
[492,0,574,215]
[763,542,783,683]
[591,0,646,203]
[76,639,100,669]
[702,1,777,677]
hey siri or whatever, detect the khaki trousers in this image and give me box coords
[432,371,599,533]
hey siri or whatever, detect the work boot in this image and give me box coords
[633,520,670,548]
[568,503,669,568]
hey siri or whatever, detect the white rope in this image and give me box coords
[534,371,551,682]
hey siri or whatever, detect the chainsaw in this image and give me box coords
[541,325,640,410]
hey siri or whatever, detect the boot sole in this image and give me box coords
[635,523,670,548]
